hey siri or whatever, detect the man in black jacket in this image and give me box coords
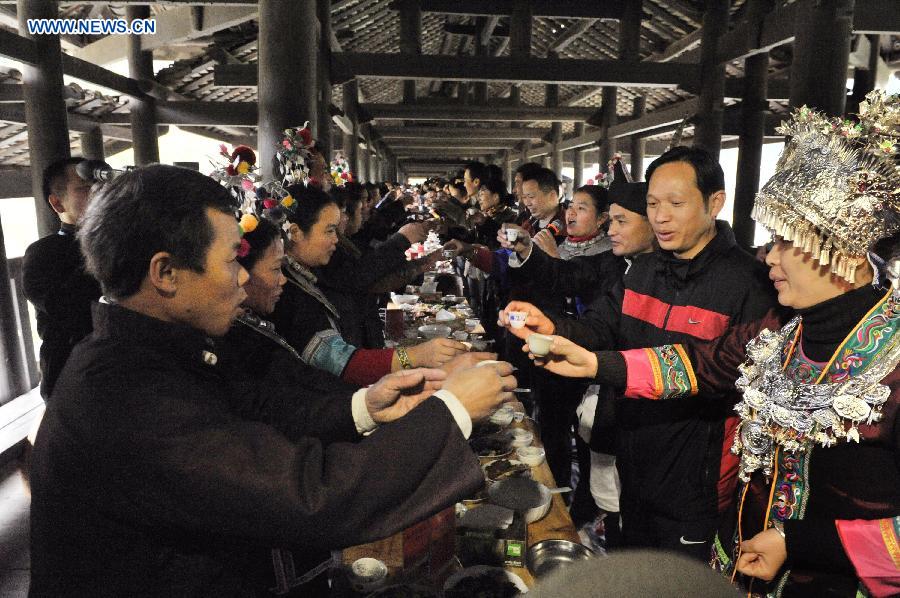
[22,157,102,398]
[29,165,517,596]
[502,147,778,560]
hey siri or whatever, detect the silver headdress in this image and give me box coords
[752,91,900,283]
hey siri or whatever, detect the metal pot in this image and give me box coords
[526,539,595,578]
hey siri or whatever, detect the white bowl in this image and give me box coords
[418,324,451,339]
[390,294,419,305]
[516,446,546,467]
[510,429,534,448]
[527,333,554,357]
[489,408,514,426]
[349,557,388,592]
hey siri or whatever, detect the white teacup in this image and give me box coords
[505,228,518,242]
[527,333,554,357]
[507,311,528,329]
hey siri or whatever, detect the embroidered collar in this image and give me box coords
[731,289,900,481]
[564,232,603,246]
[284,256,341,321]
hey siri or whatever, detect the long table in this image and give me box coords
[342,416,580,591]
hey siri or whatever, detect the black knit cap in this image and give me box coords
[608,159,648,217]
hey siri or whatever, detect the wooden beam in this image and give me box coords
[387,139,516,149]
[360,103,597,122]
[547,19,597,55]
[61,54,145,97]
[331,53,699,88]
[606,97,700,139]
[0,26,36,64]
[0,83,21,102]
[0,166,31,199]
[377,126,550,139]
[415,0,627,19]
[71,5,257,65]
[93,101,257,126]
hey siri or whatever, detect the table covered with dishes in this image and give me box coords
[334,280,592,596]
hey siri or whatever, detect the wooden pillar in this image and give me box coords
[0,218,28,401]
[730,0,771,247]
[18,0,70,237]
[789,0,854,117]
[127,6,159,166]
[629,96,645,181]
[342,80,360,178]
[503,150,513,190]
[258,0,317,181]
[847,34,880,115]
[733,51,768,250]
[79,127,105,160]
[316,0,333,158]
[573,122,585,188]
[693,0,729,159]
[599,86,618,167]
[399,0,422,104]
[546,74,562,175]
[369,143,377,182]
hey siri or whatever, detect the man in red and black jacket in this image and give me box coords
[502,147,779,559]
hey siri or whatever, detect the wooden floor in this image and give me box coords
[0,450,30,597]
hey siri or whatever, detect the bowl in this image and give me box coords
[465,318,480,332]
[452,330,469,341]
[444,566,528,595]
[391,294,419,305]
[489,407,514,426]
[516,445,546,467]
[349,557,388,592]
[418,324,452,339]
[526,539,595,579]
[510,429,533,448]
[527,333,554,357]
[488,477,552,523]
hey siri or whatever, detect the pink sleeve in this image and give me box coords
[620,344,698,400]
[835,517,900,598]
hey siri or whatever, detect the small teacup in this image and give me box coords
[507,311,528,329]
[527,333,554,357]
[505,228,518,242]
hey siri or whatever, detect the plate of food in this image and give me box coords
[443,565,528,596]
[482,458,531,482]
[469,431,513,458]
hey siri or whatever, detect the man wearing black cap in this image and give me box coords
[500,160,655,543]
[23,157,102,399]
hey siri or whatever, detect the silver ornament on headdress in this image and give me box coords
[752,91,900,283]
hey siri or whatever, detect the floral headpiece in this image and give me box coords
[752,91,899,283]
[274,123,315,187]
[330,152,353,187]
[208,143,296,256]
[209,143,259,197]
[585,153,624,188]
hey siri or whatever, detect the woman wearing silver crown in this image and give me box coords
[515,91,900,597]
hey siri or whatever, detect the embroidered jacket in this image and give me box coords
[270,257,394,385]
[613,288,900,597]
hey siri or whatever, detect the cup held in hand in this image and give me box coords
[505,228,518,242]
[526,333,554,357]
[507,311,528,329]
